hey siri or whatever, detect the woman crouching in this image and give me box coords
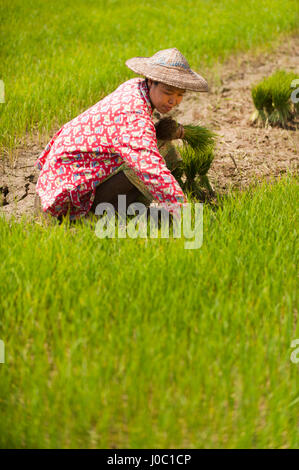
[34,48,208,224]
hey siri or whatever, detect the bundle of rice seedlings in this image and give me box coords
[173,145,215,198]
[155,118,217,198]
[251,70,299,127]
[155,118,217,149]
[181,124,217,151]
[180,125,216,197]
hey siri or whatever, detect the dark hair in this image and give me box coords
[145,78,159,86]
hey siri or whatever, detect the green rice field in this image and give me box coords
[0,0,298,154]
[0,174,298,448]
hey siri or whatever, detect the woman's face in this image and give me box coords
[147,79,185,114]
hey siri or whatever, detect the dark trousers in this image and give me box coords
[89,171,144,214]
[34,170,145,223]
[35,139,183,222]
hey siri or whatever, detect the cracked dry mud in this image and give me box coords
[1,35,298,222]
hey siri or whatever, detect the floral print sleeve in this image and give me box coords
[113,112,188,210]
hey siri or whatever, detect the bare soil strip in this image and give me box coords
[1,35,298,221]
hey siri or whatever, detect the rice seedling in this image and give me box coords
[179,124,217,198]
[1,0,298,155]
[154,118,217,198]
[173,145,215,199]
[181,124,217,151]
[251,70,299,127]
[1,174,298,448]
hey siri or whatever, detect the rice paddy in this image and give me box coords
[0,174,298,448]
[1,0,298,155]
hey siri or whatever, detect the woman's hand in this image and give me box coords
[175,124,184,139]
[155,117,184,141]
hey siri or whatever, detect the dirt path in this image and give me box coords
[1,35,298,222]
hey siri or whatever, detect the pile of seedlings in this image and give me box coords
[251,70,299,128]
[155,117,217,200]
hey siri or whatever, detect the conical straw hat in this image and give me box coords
[126,48,208,92]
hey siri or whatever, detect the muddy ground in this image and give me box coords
[1,35,298,222]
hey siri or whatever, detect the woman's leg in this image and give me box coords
[119,141,183,208]
[89,141,183,211]
[35,143,183,223]
[89,170,144,214]
[34,171,142,224]
[157,139,183,172]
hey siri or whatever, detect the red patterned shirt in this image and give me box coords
[35,78,188,220]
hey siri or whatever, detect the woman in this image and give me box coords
[34,47,208,223]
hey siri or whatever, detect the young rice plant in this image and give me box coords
[173,125,217,199]
[251,70,299,127]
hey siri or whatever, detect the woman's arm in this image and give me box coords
[112,113,188,215]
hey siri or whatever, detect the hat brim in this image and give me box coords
[125,57,209,92]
